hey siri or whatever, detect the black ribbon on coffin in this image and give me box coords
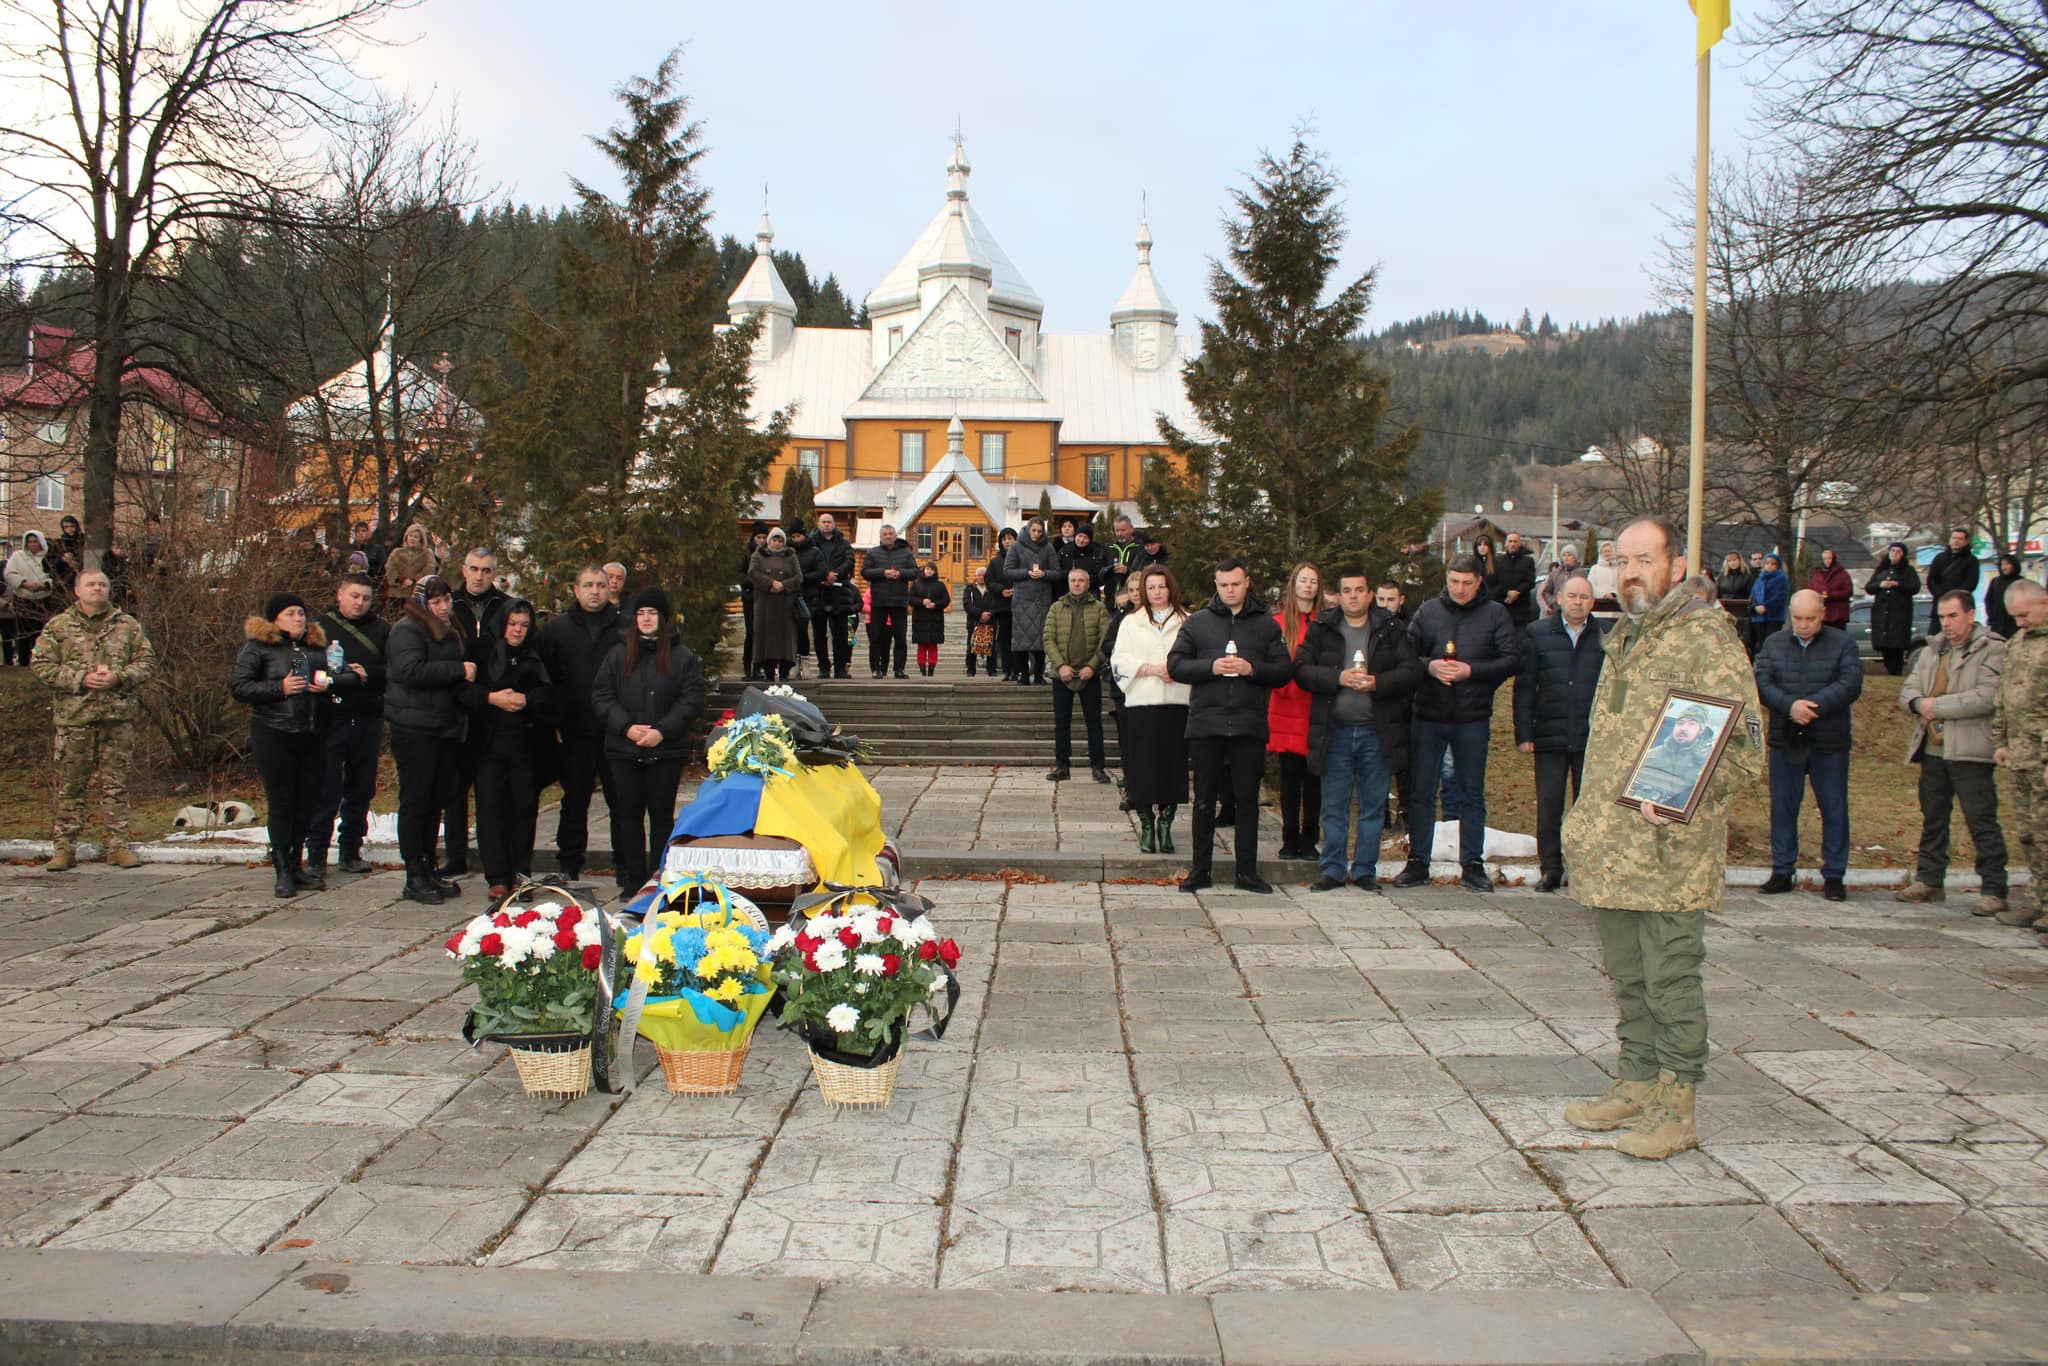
[723,685,866,765]
[459,875,628,1095]
[783,882,960,1043]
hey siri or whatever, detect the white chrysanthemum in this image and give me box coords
[766,924,797,953]
[575,921,600,948]
[499,931,532,968]
[853,981,869,995]
[530,933,557,962]
[826,1003,859,1033]
[849,911,881,943]
[812,940,848,972]
[808,913,844,939]
[929,971,950,996]
[531,902,563,919]
[854,953,886,976]
[897,916,935,946]
[455,930,482,957]
[466,914,496,937]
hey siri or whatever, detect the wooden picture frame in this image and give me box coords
[1613,688,1746,825]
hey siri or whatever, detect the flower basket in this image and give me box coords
[615,875,775,1095]
[449,885,618,1098]
[809,1044,903,1107]
[505,1033,594,1100]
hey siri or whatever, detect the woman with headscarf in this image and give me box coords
[1865,541,1922,675]
[54,515,84,596]
[468,599,553,900]
[1987,552,2025,640]
[385,575,475,904]
[4,530,56,665]
[747,526,801,682]
[592,586,704,899]
[1269,563,1324,862]
[910,559,952,676]
[230,592,334,898]
[382,523,438,616]
[1005,517,1061,685]
[1808,546,1853,629]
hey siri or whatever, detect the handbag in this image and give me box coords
[795,595,813,623]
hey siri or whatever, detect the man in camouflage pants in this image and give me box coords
[1560,517,1763,1160]
[29,569,157,870]
[1993,579,2048,938]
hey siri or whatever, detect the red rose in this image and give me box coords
[837,927,861,949]
[581,944,602,970]
[492,912,512,928]
[718,709,736,724]
[513,910,542,928]
[794,932,819,955]
[938,939,961,969]
[479,933,505,957]
[802,950,820,972]
[553,927,578,952]
[876,915,895,937]
[916,941,939,962]
[882,953,901,977]
[557,907,583,929]
[444,933,463,955]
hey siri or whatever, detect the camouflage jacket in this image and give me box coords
[30,602,158,726]
[1993,624,2048,760]
[1562,586,1762,914]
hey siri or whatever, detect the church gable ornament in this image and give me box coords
[862,288,1044,402]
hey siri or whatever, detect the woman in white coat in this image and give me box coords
[1110,564,1192,854]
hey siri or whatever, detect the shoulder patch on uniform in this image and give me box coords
[1746,714,1763,751]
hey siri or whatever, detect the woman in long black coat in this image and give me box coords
[469,600,553,900]
[1865,541,1921,675]
[1987,553,2024,640]
[909,560,951,676]
[592,585,704,899]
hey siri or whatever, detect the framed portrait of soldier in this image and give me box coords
[1615,689,1745,824]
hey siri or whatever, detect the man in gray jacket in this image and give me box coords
[1897,590,2009,916]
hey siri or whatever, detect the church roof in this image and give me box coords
[865,139,1042,318]
[285,319,477,443]
[1110,217,1177,323]
[727,204,796,316]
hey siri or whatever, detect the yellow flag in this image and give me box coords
[1691,0,1730,58]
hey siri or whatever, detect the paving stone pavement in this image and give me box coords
[2,859,2048,1312]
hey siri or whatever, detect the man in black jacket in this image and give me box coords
[812,513,857,679]
[863,524,917,678]
[1926,527,1980,635]
[537,565,622,882]
[1514,572,1605,892]
[442,547,511,877]
[788,520,825,678]
[310,572,389,877]
[1296,568,1424,892]
[1167,559,1293,894]
[1755,589,1865,900]
[1495,531,1538,629]
[1397,554,1523,892]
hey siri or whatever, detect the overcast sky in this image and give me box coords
[359,0,1768,335]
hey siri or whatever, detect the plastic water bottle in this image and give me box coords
[327,641,345,675]
[1224,640,1238,657]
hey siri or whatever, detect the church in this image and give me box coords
[718,138,1202,583]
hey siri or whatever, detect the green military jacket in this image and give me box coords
[1993,624,2048,762]
[1044,593,1109,687]
[1561,585,1762,914]
[30,602,158,726]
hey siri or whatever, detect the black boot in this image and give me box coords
[336,844,372,876]
[293,848,325,891]
[1156,806,1177,855]
[402,861,445,905]
[272,849,297,899]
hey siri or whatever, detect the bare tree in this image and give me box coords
[0,0,408,562]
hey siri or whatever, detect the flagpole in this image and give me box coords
[1687,49,1710,573]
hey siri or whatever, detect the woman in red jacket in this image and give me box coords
[1269,562,1324,861]
[1807,546,1853,629]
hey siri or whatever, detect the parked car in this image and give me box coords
[1844,593,1934,660]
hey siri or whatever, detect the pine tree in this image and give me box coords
[482,51,786,660]
[1036,487,1054,527]
[1137,139,1440,595]
[781,465,816,528]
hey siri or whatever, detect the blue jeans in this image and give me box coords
[1320,723,1388,881]
[1769,747,1850,880]
[308,714,382,855]
[1408,717,1491,866]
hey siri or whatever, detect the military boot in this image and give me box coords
[44,843,76,872]
[1616,1070,1697,1160]
[1893,881,1943,904]
[1996,903,2041,927]
[106,845,143,870]
[1563,1076,1661,1132]
[1138,808,1158,854]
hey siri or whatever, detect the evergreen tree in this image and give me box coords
[1036,487,1054,527]
[781,465,816,528]
[1138,139,1439,593]
[482,52,786,660]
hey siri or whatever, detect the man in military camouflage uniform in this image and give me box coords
[1560,518,1763,1159]
[29,568,158,870]
[1993,579,2048,937]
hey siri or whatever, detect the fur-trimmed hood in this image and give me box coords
[243,615,327,648]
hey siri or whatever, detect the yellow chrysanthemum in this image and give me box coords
[622,933,644,963]
[650,932,677,965]
[706,978,745,1005]
[632,953,661,986]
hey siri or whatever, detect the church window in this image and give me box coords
[915,526,933,555]
[797,447,821,482]
[1085,454,1110,497]
[899,431,925,474]
[888,326,904,354]
[969,526,986,561]
[1005,328,1022,358]
[979,431,1005,475]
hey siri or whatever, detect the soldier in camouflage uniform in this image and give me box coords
[29,569,157,870]
[1992,579,2048,936]
[1560,518,1764,1159]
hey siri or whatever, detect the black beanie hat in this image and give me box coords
[630,585,671,625]
[265,591,306,622]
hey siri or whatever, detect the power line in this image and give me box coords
[1412,425,1596,460]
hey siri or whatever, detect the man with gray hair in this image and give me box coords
[603,562,627,607]
[1898,590,2009,916]
[1515,572,1603,892]
[1755,588,1864,901]
[862,523,917,678]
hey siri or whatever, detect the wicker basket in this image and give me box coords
[507,1040,593,1099]
[808,1045,903,1108]
[654,1040,751,1095]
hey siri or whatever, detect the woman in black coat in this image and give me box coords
[592,585,704,898]
[230,591,334,898]
[385,575,475,904]
[1866,541,1922,675]
[1987,553,2024,640]
[470,600,553,900]
[910,561,951,676]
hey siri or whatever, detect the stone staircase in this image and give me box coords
[710,673,1125,767]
